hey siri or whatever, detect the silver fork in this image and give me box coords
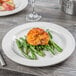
[0,52,6,66]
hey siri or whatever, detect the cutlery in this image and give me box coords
[0,52,6,66]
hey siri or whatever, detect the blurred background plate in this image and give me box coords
[0,0,28,16]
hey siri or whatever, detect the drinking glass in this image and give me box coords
[26,0,41,21]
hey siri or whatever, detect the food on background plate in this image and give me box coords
[0,0,15,11]
[16,28,63,60]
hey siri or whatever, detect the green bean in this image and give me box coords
[20,37,29,54]
[23,48,29,55]
[35,45,44,51]
[29,48,37,60]
[51,45,55,50]
[21,51,35,60]
[37,51,45,57]
[21,47,37,60]
[45,45,55,55]
[16,39,23,50]
[16,39,34,59]
[51,40,63,52]
[46,29,53,39]
[30,45,45,57]
[48,31,63,52]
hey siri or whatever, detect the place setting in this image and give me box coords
[0,0,76,68]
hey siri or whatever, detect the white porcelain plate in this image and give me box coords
[2,22,75,67]
[0,0,28,16]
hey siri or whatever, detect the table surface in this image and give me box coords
[0,0,76,76]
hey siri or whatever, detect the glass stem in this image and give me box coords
[32,0,35,15]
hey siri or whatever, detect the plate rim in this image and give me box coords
[2,22,76,67]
